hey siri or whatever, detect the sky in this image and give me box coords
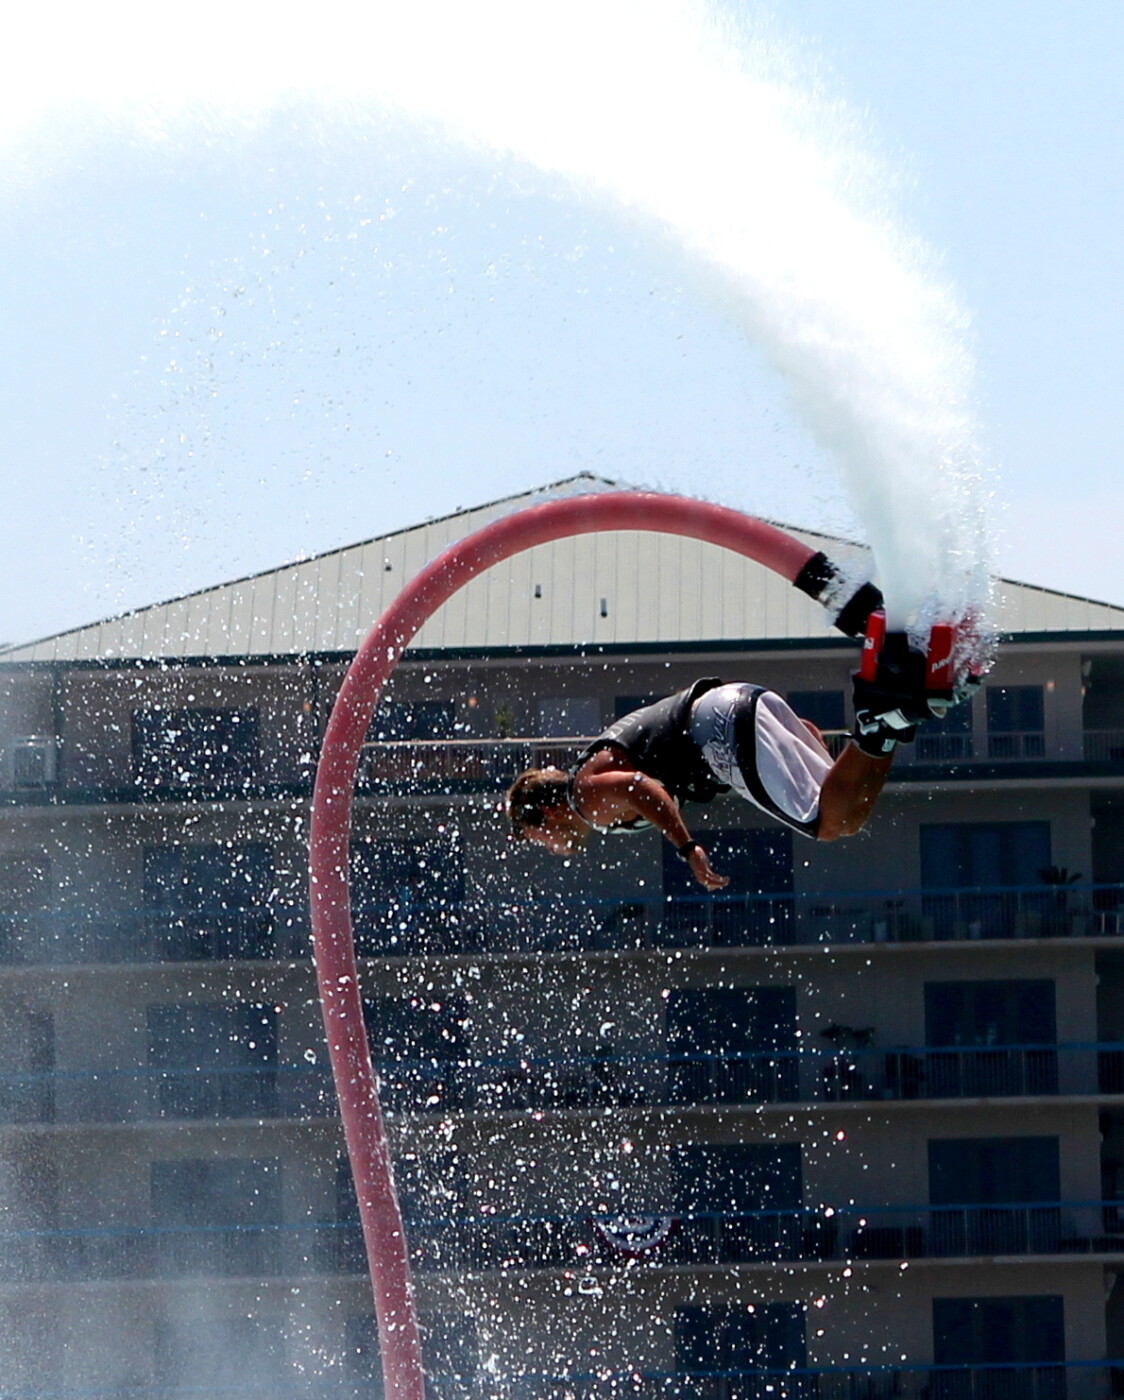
[1,0,1122,646]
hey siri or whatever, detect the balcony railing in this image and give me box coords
[0,1362,1115,1400]
[7,1042,1124,1127]
[3,884,1124,966]
[400,1201,1124,1273]
[6,722,1124,809]
[503,1360,1112,1400]
[5,1202,1124,1283]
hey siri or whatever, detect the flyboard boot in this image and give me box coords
[851,611,985,757]
[792,551,987,755]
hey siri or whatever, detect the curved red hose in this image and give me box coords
[308,492,815,1399]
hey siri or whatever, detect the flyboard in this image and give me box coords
[308,491,989,1400]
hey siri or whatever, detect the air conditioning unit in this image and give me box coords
[8,736,58,788]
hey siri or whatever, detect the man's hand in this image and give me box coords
[686,844,729,891]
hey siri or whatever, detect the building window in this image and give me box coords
[675,1304,807,1386]
[143,843,274,960]
[666,986,797,1104]
[986,685,1045,759]
[362,995,470,1113]
[147,1003,277,1120]
[369,699,456,741]
[673,1143,803,1263]
[916,699,975,762]
[0,855,50,964]
[614,693,662,719]
[923,980,1058,1096]
[150,1157,281,1276]
[662,828,793,946]
[132,707,260,787]
[926,981,1056,1046]
[536,696,600,738]
[1083,657,1124,760]
[350,836,463,955]
[932,1295,1065,1367]
[787,689,846,733]
[920,822,1052,939]
[928,1137,1061,1255]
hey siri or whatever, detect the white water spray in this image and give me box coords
[5,0,993,632]
[353,0,993,631]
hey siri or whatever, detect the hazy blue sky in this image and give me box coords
[2,0,1121,645]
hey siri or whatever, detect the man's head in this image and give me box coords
[505,767,589,855]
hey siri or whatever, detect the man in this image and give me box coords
[505,562,948,889]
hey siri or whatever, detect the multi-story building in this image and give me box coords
[2,475,1124,1398]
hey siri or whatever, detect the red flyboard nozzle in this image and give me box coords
[859,609,886,681]
[926,622,956,692]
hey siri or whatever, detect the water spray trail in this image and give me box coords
[3,0,994,632]
[358,0,993,630]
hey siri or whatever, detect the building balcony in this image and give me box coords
[404,1201,1124,1273]
[5,723,1124,808]
[505,1361,1110,1400]
[2,884,1122,968]
[6,1202,1124,1286]
[0,1364,1111,1400]
[6,1043,1124,1129]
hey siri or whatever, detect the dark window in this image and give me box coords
[662,827,793,947]
[143,843,274,959]
[363,995,470,1112]
[133,707,260,786]
[150,1157,281,1275]
[0,855,51,965]
[1083,658,1124,730]
[986,686,1045,758]
[369,699,456,741]
[673,1143,802,1264]
[933,1296,1064,1365]
[788,690,846,732]
[674,1143,803,1212]
[350,836,463,954]
[921,823,1052,890]
[667,986,797,1103]
[917,698,975,762]
[920,822,1053,940]
[924,981,1058,1096]
[926,982,1056,1046]
[675,1304,807,1380]
[928,1138,1062,1257]
[928,1137,1060,1204]
[147,1003,277,1119]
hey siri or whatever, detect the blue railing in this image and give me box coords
[5,1042,1124,1126]
[0,1361,1116,1400]
[2,883,1124,964]
[4,1202,1124,1282]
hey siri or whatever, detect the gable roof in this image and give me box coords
[3,475,1123,663]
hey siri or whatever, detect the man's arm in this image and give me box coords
[574,767,730,889]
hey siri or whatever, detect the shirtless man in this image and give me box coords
[505,565,942,889]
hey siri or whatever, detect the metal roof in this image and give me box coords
[4,476,1123,663]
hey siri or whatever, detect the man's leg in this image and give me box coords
[816,743,895,841]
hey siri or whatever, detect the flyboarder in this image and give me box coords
[505,556,968,889]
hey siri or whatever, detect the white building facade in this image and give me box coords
[2,478,1124,1399]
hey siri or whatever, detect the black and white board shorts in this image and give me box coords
[689,683,833,838]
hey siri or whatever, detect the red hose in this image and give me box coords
[308,492,816,1399]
